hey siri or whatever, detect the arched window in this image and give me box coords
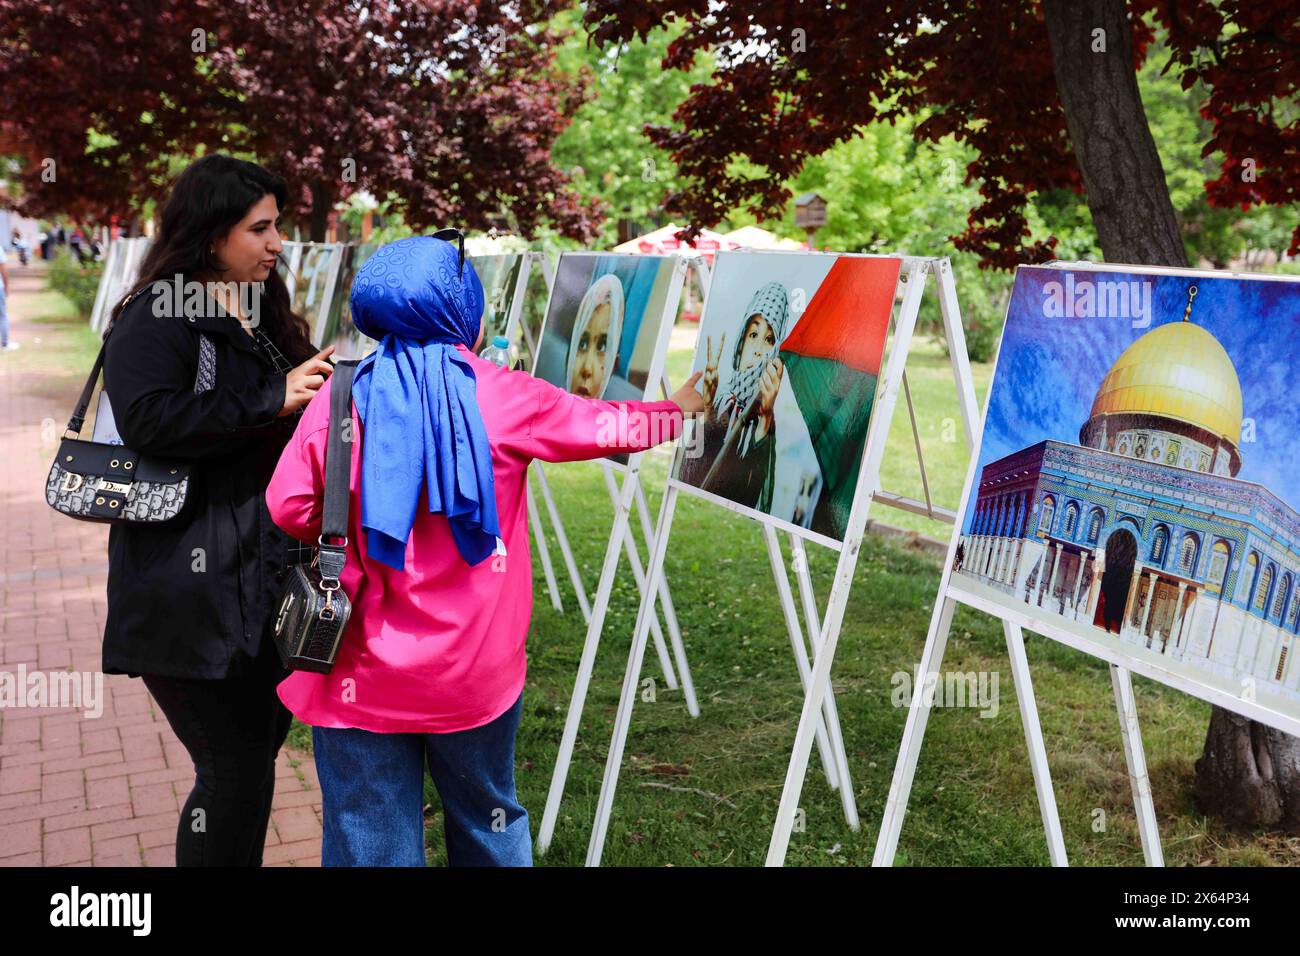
[1179,533,1200,575]
[1087,509,1103,544]
[1273,574,1291,621]
[1255,562,1275,613]
[1207,540,1231,596]
[1063,502,1079,537]
[1150,526,1169,565]
[1038,496,1055,537]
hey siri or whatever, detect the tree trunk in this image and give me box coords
[309,181,333,243]
[1041,0,1185,268]
[1042,0,1300,831]
[1193,707,1300,830]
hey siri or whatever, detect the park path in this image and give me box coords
[0,259,323,866]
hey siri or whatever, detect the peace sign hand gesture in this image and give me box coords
[701,333,724,407]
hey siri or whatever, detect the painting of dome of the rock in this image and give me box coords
[954,265,1300,724]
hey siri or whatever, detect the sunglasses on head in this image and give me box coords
[431,228,466,278]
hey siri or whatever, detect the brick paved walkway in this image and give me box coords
[0,259,323,866]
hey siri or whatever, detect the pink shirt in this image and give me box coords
[265,344,683,734]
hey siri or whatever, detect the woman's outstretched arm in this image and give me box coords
[509,371,702,464]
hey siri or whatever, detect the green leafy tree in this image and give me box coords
[551,11,711,247]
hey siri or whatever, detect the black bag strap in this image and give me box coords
[67,335,111,436]
[67,312,215,436]
[69,286,145,435]
[318,359,359,582]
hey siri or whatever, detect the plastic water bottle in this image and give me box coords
[479,335,515,369]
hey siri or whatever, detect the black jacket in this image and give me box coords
[101,288,305,679]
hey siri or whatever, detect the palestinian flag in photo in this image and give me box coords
[779,257,900,539]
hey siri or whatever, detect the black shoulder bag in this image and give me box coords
[271,359,360,674]
[45,325,216,524]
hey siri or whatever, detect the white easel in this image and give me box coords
[477,251,568,616]
[89,238,125,333]
[581,254,982,865]
[312,243,346,345]
[90,237,152,333]
[279,241,346,345]
[514,253,695,699]
[873,259,1300,869]
[533,254,709,855]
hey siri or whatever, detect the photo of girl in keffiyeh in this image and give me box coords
[674,252,899,542]
[678,280,791,513]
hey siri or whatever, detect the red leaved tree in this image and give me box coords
[0,0,233,228]
[0,0,600,241]
[585,0,1300,832]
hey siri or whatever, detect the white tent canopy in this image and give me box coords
[611,223,738,255]
[724,225,806,250]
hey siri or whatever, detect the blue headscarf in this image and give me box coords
[348,236,499,570]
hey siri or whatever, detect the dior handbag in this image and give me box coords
[271,359,360,673]
[45,324,216,524]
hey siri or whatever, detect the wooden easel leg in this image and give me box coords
[873,594,958,865]
[536,467,644,856]
[601,466,679,690]
[586,486,682,866]
[789,534,859,830]
[634,481,699,717]
[762,526,842,792]
[533,461,592,622]
[1110,664,1164,866]
[526,474,563,613]
[1004,621,1069,866]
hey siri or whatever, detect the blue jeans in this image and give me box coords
[312,693,531,867]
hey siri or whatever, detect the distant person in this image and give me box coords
[0,241,11,351]
[11,230,29,266]
[68,229,84,264]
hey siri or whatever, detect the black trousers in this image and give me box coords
[141,637,294,866]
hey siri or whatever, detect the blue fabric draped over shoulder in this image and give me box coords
[347,235,499,570]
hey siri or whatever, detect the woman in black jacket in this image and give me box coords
[102,155,336,866]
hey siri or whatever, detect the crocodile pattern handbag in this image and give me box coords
[45,325,214,524]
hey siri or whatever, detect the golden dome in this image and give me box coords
[1089,321,1243,447]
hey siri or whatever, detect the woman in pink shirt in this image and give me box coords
[266,234,703,866]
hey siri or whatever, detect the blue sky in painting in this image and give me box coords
[963,266,1300,534]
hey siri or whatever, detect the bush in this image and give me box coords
[47,251,104,320]
[931,257,1012,365]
